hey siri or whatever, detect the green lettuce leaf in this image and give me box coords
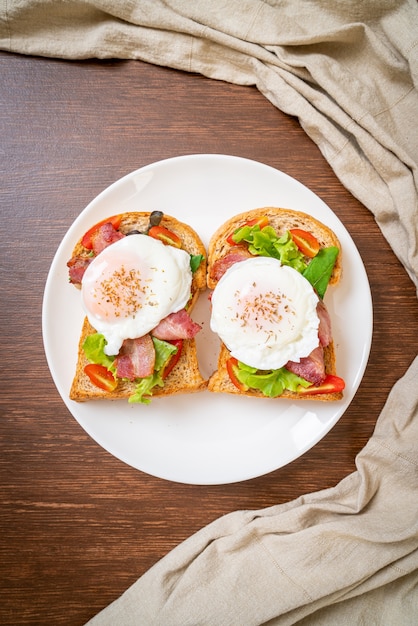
[82,333,115,371]
[128,372,164,405]
[302,246,339,298]
[235,360,311,398]
[232,225,307,273]
[190,253,205,273]
[152,336,178,371]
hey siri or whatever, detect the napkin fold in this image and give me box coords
[89,357,418,624]
[2,1,418,623]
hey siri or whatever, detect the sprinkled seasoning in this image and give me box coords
[234,288,296,335]
[210,256,320,371]
[95,264,154,318]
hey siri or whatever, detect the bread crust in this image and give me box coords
[207,207,343,402]
[69,212,207,402]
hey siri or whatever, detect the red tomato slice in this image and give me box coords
[245,216,269,228]
[148,225,182,248]
[162,340,183,379]
[289,228,320,258]
[297,374,345,396]
[226,216,269,245]
[81,215,123,250]
[226,357,249,391]
[84,364,117,392]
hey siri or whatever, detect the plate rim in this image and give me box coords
[42,153,373,485]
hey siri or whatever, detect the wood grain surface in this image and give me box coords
[1,52,417,625]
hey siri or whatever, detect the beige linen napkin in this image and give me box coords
[89,357,418,624]
[2,1,417,623]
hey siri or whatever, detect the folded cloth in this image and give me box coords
[87,357,418,624]
[2,1,417,623]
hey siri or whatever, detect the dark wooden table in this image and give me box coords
[2,51,417,625]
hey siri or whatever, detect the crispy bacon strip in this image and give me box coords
[67,222,126,285]
[67,255,92,285]
[285,302,332,384]
[209,246,253,282]
[151,309,201,340]
[90,222,125,255]
[286,345,326,385]
[317,299,332,347]
[114,335,155,380]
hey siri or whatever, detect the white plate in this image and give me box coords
[42,155,372,485]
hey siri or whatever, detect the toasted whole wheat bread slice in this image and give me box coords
[69,212,207,402]
[207,207,343,402]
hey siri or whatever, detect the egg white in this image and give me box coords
[81,234,192,355]
[210,257,319,370]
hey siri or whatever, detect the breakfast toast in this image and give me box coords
[207,207,344,401]
[67,211,207,403]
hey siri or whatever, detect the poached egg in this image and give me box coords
[210,257,319,370]
[81,234,192,355]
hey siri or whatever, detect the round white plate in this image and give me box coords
[42,154,372,485]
